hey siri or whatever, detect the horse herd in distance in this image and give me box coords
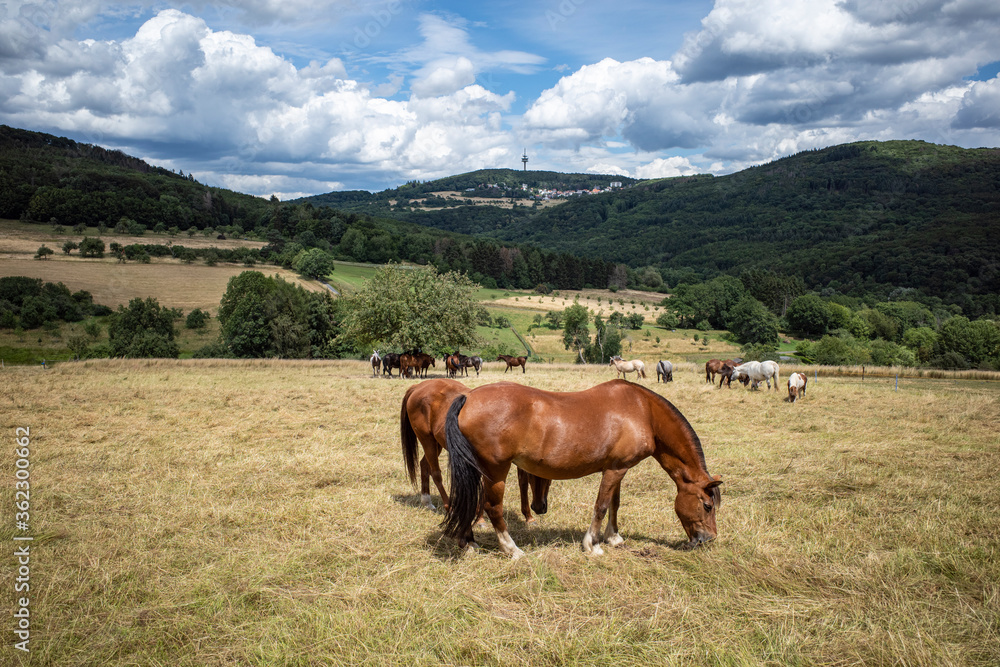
[371,350,808,403]
[369,350,527,379]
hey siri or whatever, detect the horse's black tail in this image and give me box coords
[400,387,419,487]
[441,395,484,539]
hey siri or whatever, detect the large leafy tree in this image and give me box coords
[786,294,832,337]
[727,296,780,347]
[293,248,336,280]
[341,264,484,352]
[561,303,590,363]
[938,316,1000,367]
[218,271,338,358]
[107,297,178,358]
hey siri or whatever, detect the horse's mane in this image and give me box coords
[632,384,711,474]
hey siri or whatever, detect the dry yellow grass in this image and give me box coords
[2,361,998,665]
[0,219,266,257]
[0,259,322,314]
[492,290,666,324]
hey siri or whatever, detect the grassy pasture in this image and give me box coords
[1,361,998,665]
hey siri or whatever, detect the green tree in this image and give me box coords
[292,248,336,280]
[856,308,899,341]
[78,237,105,258]
[341,264,483,352]
[107,298,179,358]
[34,245,53,260]
[562,303,590,363]
[62,240,78,255]
[84,320,102,340]
[656,310,678,329]
[868,339,917,367]
[812,333,871,366]
[786,294,832,337]
[902,326,937,364]
[218,271,331,358]
[938,316,1000,367]
[726,296,779,347]
[585,314,622,363]
[185,308,209,329]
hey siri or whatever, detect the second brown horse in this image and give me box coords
[400,378,550,522]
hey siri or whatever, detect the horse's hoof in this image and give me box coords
[523,516,536,524]
[606,534,625,548]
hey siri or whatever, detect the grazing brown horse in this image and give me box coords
[717,359,740,388]
[442,380,723,559]
[705,359,725,383]
[399,353,420,379]
[400,379,551,521]
[496,354,527,373]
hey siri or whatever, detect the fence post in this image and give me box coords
[895,374,898,391]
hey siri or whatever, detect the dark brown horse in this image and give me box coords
[400,379,551,521]
[416,353,436,378]
[442,380,722,559]
[496,354,527,373]
[382,353,400,378]
[717,359,740,388]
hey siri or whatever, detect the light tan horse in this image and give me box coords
[609,355,646,380]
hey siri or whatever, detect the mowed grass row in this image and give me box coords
[1,361,998,666]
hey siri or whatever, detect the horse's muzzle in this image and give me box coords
[678,531,716,550]
[531,499,548,515]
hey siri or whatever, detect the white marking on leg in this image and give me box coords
[420,494,435,510]
[496,530,525,560]
[582,530,604,556]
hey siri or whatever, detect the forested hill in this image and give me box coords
[490,142,1000,311]
[305,141,1000,311]
[0,124,274,229]
[0,125,620,291]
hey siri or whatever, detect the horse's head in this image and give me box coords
[674,475,723,549]
[530,477,552,515]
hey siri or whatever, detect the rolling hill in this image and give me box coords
[303,141,1000,313]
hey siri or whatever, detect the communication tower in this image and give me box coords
[521,148,528,171]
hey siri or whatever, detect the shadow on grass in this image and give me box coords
[393,493,703,559]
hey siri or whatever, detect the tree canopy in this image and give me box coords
[217,271,341,358]
[341,264,484,352]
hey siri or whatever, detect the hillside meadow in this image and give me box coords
[1,360,998,666]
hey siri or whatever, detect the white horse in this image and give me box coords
[787,372,807,402]
[609,355,647,381]
[370,350,381,378]
[733,360,780,390]
[656,360,673,382]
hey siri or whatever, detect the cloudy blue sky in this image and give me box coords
[2,0,999,199]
